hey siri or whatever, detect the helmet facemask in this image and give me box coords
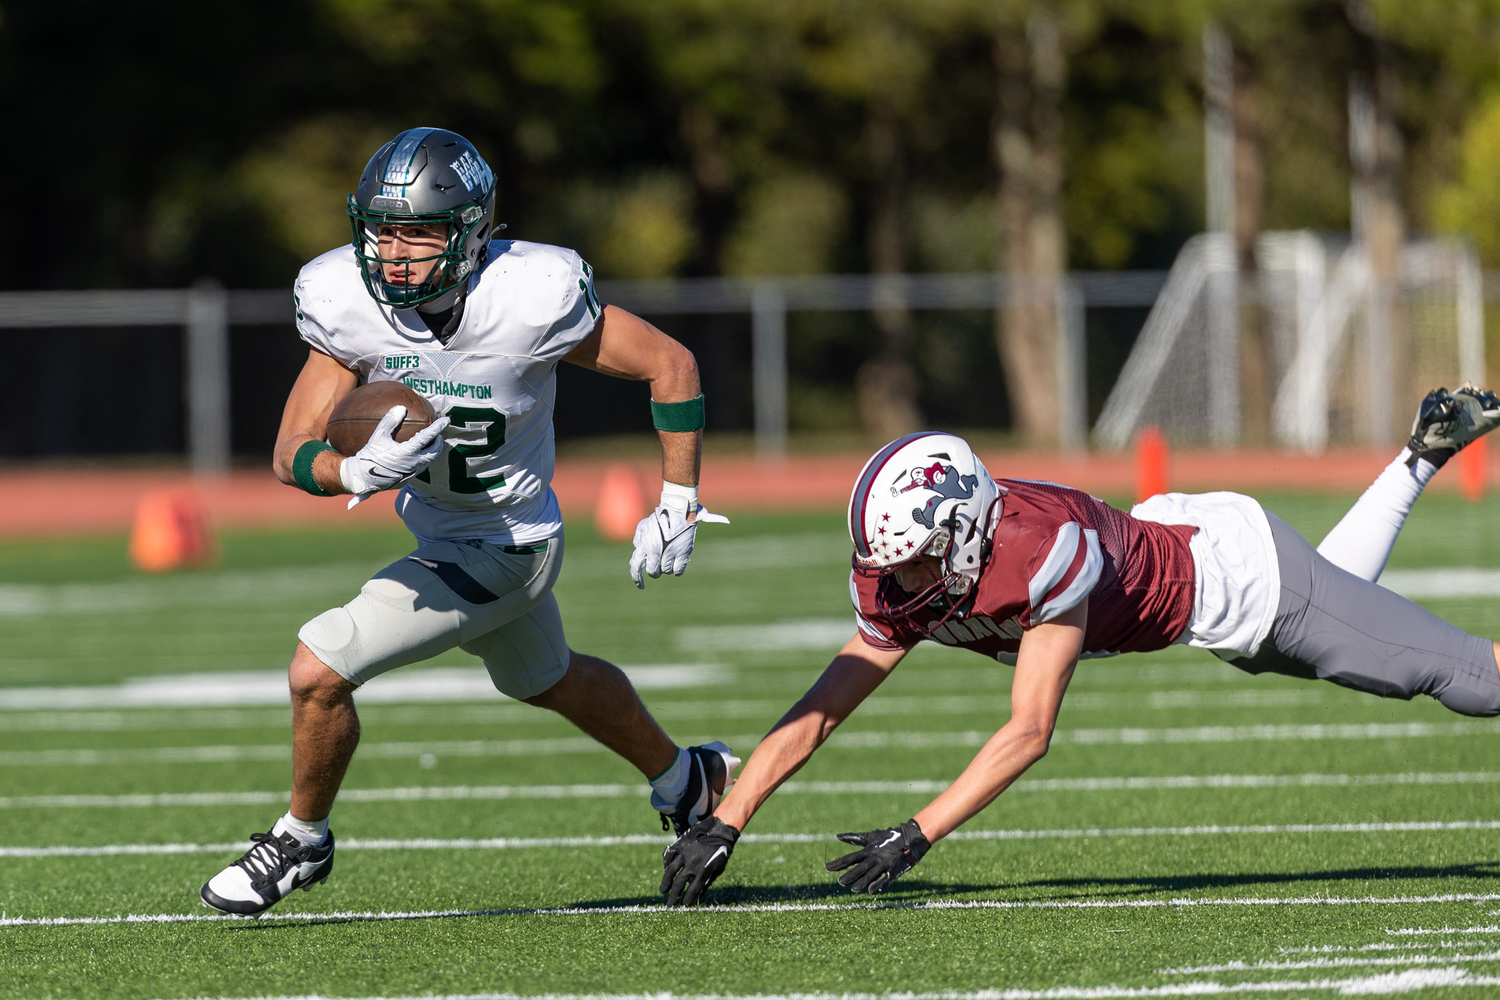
[349,198,491,308]
[863,505,994,636]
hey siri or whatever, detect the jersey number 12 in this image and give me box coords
[416,405,507,493]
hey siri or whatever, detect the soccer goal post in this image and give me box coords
[1093,231,1485,452]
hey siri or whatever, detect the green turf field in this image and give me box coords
[5,491,1500,998]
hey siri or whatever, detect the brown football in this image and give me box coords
[326,381,438,455]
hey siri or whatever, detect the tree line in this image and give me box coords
[6,0,1500,441]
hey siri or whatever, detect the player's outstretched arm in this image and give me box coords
[660,633,906,906]
[563,305,701,486]
[821,602,1085,895]
[272,349,359,493]
[720,634,907,830]
[914,600,1085,841]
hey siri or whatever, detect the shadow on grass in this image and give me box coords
[581,859,1500,909]
[921,860,1500,902]
[219,860,1500,930]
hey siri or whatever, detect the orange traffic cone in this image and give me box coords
[129,489,218,573]
[1460,435,1488,503]
[1135,426,1170,504]
[594,464,648,542]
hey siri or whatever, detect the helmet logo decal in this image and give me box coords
[451,150,491,193]
[894,462,979,528]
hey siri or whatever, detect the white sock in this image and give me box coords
[649,748,689,804]
[273,811,329,847]
[1315,448,1438,582]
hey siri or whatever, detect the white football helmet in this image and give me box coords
[849,432,1003,625]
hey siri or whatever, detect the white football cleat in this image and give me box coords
[200,828,335,917]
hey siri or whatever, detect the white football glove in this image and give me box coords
[630,482,730,588]
[340,405,450,509]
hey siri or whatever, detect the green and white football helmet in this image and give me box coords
[348,127,499,308]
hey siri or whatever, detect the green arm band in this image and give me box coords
[651,394,705,432]
[293,440,337,497]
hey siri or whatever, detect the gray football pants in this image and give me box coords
[1230,512,1500,717]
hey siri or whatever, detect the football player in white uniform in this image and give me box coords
[200,128,737,917]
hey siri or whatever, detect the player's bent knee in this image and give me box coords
[515,659,571,705]
[1429,647,1500,717]
[288,643,356,705]
[1436,681,1500,718]
[466,608,572,702]
[515,650,593,706]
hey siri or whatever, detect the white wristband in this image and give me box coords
[661,480,698,513]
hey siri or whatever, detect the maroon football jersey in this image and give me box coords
[852,479,1197,658]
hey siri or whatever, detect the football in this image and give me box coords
[325,380,437,455]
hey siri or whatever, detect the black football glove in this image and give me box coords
[660,816,740,906]
[825,818,930,894]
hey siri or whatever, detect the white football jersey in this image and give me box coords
[294,240,602,544]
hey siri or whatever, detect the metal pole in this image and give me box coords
[751,283,788,458]
[1203,25,1236,238]
[1458,244,1486,385]
[186,279,230,474]
[1203,25,1241,447]
[1205,234,1241,447]
[1349,73,1394,446]
[1055,278,1086,452]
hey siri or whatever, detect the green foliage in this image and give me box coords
[237,115,400,262]
[910,190,997,272]
[1436,95,1500,266]
[724,172,850,276]
[10,0,1500,312]
[594,172,698,279]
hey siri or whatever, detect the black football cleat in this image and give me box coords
[1407,383,1500,468]
[200,828,335,917]
[652,742,740,836]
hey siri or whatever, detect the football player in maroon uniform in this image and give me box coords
[660,385,1500,905]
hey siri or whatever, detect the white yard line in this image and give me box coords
[12,975,1500,1000]
[656,567,1500,657]
[1280,942,1450,954]
[0,664,726,712]
[0,564,375,618]
[11,718,1500,769]
[7,819,1500,858]
[1381,568,1500,598]
[6,770,1500,810]
[0,687,1341,733]
[940,820,1500,841]
[675,618,857,651]
[0,734,747,767]
[1161,949,1500,973]
[8,976,1500,999]
[8,892,1500,925]
[1015,770,1500,791]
